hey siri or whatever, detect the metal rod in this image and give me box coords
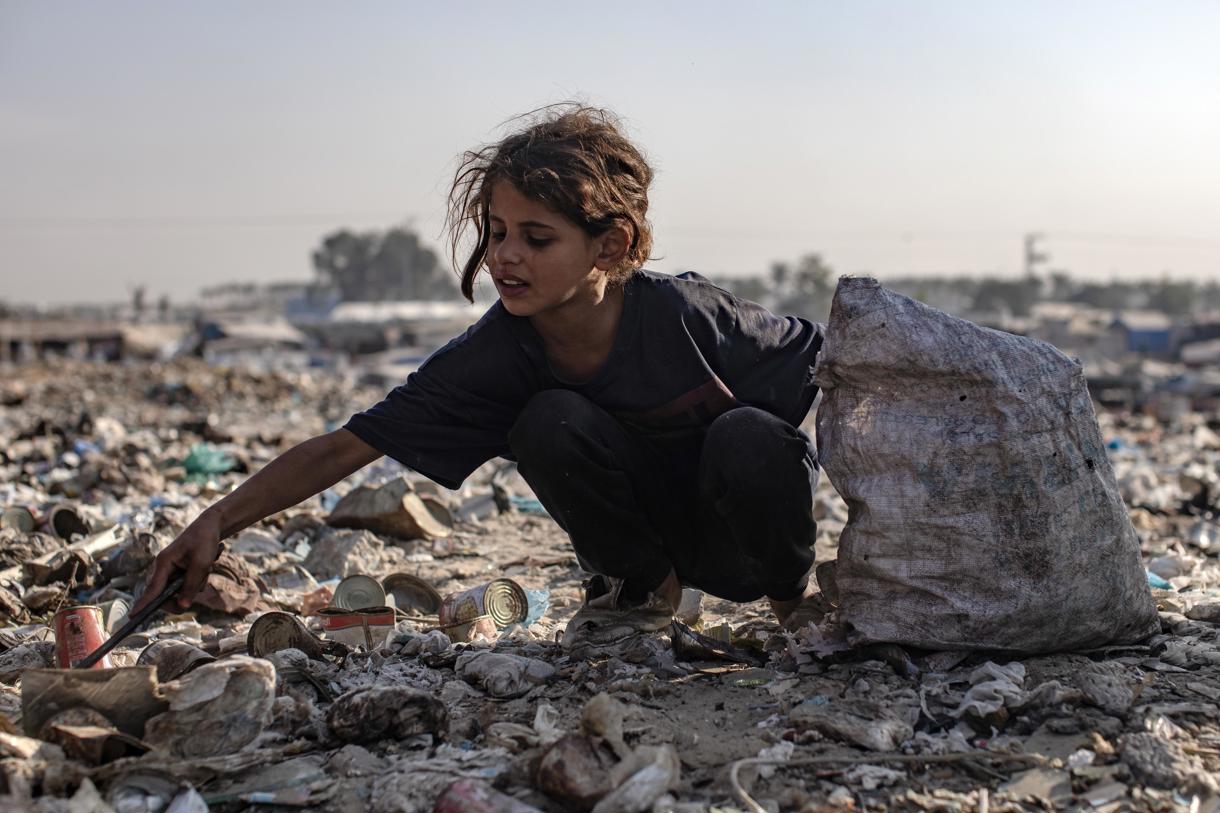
[73,575,185,668]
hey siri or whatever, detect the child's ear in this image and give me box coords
[593,225,630,271]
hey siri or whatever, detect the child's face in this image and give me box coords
[486,181,615,320]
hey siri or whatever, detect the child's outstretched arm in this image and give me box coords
[132,428,381,613]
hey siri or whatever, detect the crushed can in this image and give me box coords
[247,611,330,660]
[54,605,111,669]
[316,606,396,650]
[136,639,215,682]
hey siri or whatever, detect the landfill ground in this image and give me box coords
[2,359,1219,812]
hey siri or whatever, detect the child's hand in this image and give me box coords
[132,511,224,613]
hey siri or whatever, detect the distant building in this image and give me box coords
[1108,311,1177,355]
[293,300,481,356]
[1180,338,1220,367]
[0,320,188,362]
[1027,301,1109,360]
[198,281,317,316]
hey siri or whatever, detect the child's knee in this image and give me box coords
[508,389,601,464]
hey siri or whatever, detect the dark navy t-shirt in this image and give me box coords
[343,270,824,488]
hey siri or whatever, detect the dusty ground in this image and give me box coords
[1,360,1219,812]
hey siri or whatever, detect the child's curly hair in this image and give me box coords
[447,104,654,302]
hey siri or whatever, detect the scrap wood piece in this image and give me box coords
[20,666,166,739]
[728,751,1052,813]
[326,478,451,540]
[670,621,763,667]
[88,741,313,785]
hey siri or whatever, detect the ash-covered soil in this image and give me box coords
[1,361,1218,812]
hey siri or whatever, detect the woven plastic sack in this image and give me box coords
[813,277,1158,652]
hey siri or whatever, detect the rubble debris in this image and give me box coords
[143,656,275,758]
[189,552,274,615]
[580,693,629,757]
[997,767,1073,806]
[591,745,681,813]
[789,698,914,751]
[670,620,763,665]
[21,667,166,739]
[1121,731,1215,793]
[0,641,55,683]
[326,685,447,743]
[949,661,1026,724]
[135,639,215,682]
[4,360,1220,811]
[536,735,617,809]
[455,651,555,699]
[38,707,149,765]
[303,528,408,580]
[434,779,544,813]
[326,477,451,540]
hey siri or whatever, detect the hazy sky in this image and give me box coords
[2,1,1218,305]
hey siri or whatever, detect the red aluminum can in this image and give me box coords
[54,605,111,669]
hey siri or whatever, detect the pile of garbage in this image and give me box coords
[1,359,1218,812]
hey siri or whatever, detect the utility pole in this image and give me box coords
[1024,233,1049,277]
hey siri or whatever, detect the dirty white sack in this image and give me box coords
[813,277,1158,652]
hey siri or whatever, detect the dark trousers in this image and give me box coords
[508,390,818,603]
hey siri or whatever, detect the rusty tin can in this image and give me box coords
[382,572,442,616]
[54,605,111,669]
[316,606,396,650]
[1,506,37,533]
[246,611,328,660]
[136,639,215,682]
[438,579,527,628]
[97,598,129,635]
[46,504,90,540]
[332,574,386,611]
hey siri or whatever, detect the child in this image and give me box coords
[136,105,826,648]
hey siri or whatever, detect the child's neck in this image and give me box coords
[531,283,625,383]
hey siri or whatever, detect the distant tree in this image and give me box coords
[312,226,458,301]
[1146,276,1195,316]
[132,286,147,320]
[709,274,770,304]
[1071,282,1135,311]
[1200,281,1220,311]
[772,253,834,321]
[1047,271,1075,301]
[970,277,1042,317]
[769,261,789,294]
